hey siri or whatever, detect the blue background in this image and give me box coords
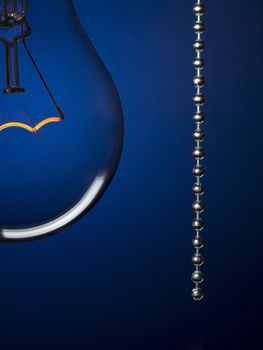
[0,0,263,349]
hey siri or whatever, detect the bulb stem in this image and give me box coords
[4,41,24,93]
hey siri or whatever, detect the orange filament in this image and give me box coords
[0,117,62,133]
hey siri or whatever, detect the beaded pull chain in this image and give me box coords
[191,0,205,301]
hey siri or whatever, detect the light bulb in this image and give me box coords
[0,0,124,242]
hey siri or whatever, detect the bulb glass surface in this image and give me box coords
[0,0,124,241]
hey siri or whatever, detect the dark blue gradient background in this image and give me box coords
[0,0,262,349]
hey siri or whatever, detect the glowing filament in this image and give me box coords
[0,117,62,133]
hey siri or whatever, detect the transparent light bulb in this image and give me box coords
[0,0,124,242]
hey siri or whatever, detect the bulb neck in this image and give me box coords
[0,0,31,93]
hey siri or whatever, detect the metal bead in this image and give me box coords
[192,234,204,248]
[192,200,204,213]
[193,21,205,33]
[192,182,205,195]
[193,146,205,159]
[192,287,204,301]
[192,252,204,266]
[193,39,205,51]
[193,165,205,177]
[191,270,204,283]
[193,3,205,16]
[193,75,205,87]
[193,93,205,106]
[193,129,204,142]
[193,57,205,69]
[192,165,205,177]
[193,111,205,123]
[192,219,204,232]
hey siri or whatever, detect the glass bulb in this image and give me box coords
[0,0,124,241]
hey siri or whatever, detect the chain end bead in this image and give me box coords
[192,287,204,301]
